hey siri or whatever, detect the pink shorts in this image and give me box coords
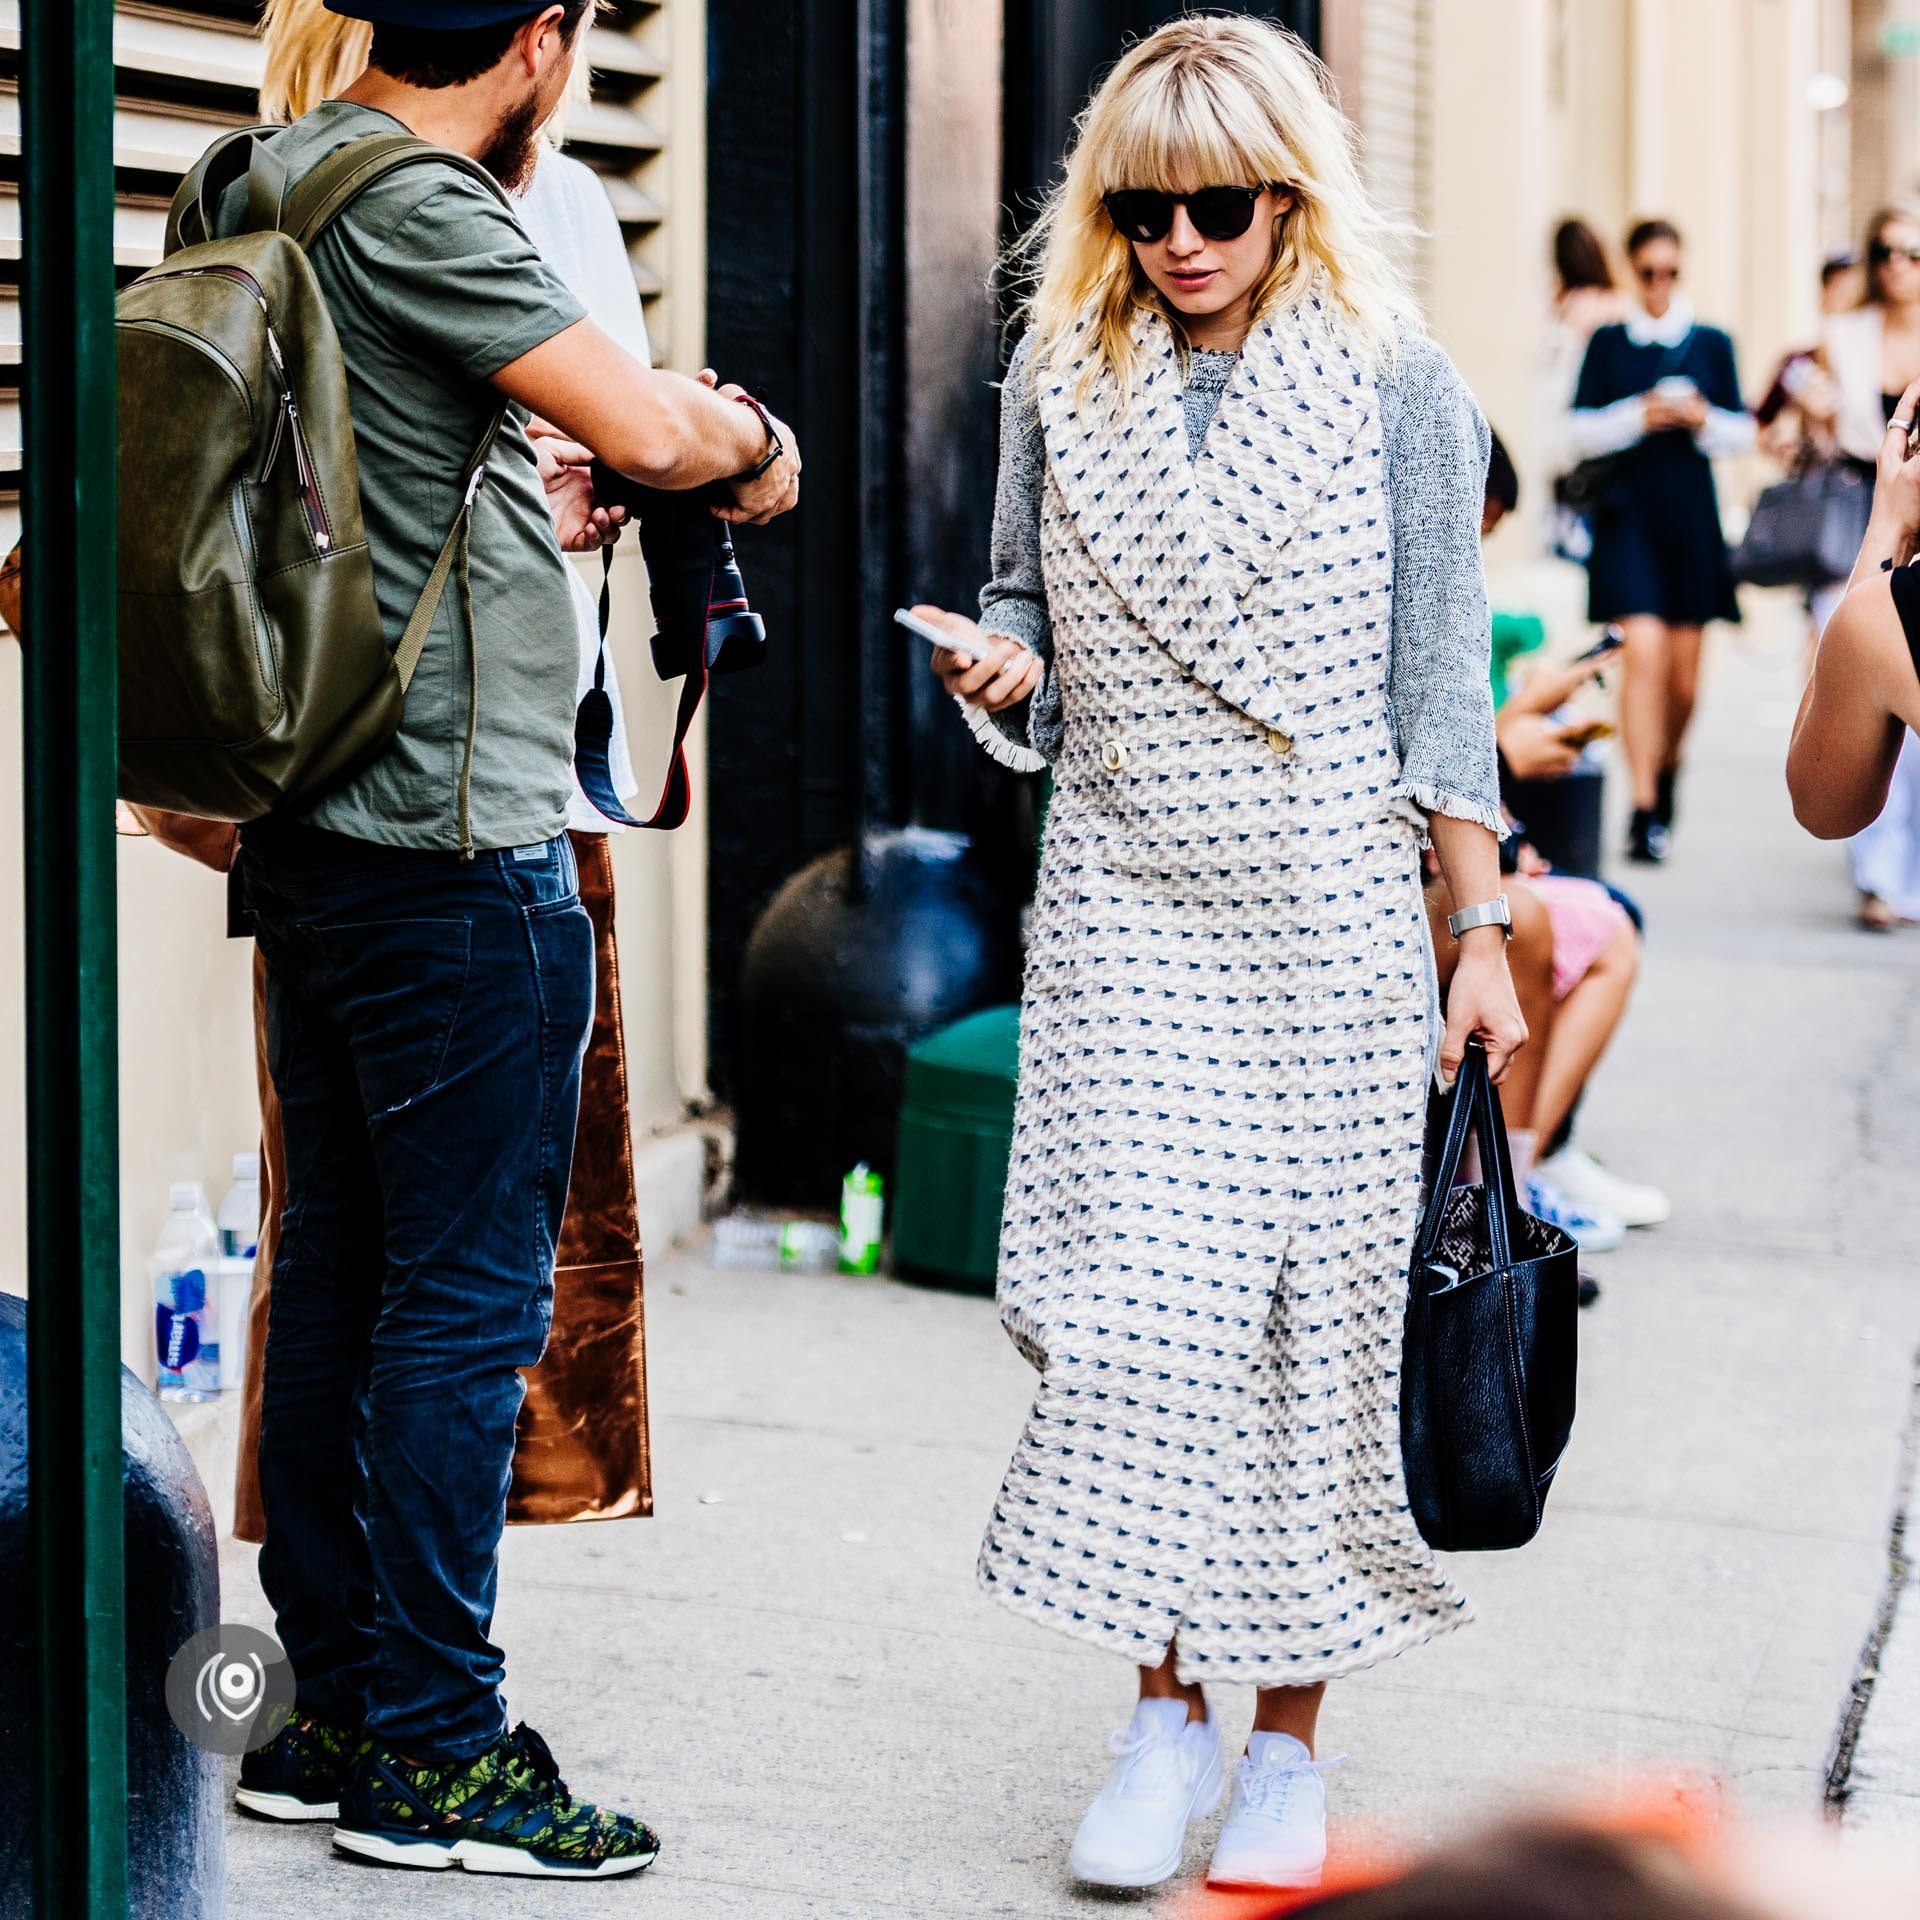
[1530,874,1632,1000]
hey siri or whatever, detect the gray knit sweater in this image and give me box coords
[973,326,1503,834]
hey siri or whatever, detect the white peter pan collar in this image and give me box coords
[1622,294,1696,348]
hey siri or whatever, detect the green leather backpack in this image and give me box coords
[117,128,507,827]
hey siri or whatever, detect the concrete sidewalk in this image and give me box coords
[220,622,1920,1917]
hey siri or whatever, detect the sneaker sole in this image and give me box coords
[333,1825,657,1880]
[1068,1748,1225,1889]
[1208,1865,1325,1892]
[234,1788,339,1822]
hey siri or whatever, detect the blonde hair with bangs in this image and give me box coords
[259,0,596,137]
[1012,14,1419,391]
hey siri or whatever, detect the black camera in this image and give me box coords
[589,462,767,681]
[574,462,768,833]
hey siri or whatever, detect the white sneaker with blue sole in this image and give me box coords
[1068,1698,1223,1889]
[1527,1172,1626,1253]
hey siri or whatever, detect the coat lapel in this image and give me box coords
[1036,309,1294,734]
[1195,289,1375,609]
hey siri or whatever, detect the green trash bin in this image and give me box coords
[891,1003,1021,1289]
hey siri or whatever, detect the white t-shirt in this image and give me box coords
[514,146,645,832]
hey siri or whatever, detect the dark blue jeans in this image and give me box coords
[238,823,594,1760]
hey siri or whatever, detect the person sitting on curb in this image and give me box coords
[1425,437,1667,1268]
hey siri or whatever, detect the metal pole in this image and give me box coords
[22,0,129,1913]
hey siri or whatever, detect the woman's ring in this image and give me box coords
[1891,416,1914,434]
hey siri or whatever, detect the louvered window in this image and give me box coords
[0,0,682,527]
[1355,0,1432,299]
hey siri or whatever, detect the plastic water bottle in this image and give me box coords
[711,1214,841,1273]
[217,1151,261,1259]
[152,1183,223,1400]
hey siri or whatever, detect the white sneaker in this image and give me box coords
[1068,1699,1223,1889]
[1206,1732,1332,1890]
[1537,1145,1671,1228]
[1526,1173,1626,1253]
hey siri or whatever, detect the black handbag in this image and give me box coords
[1729,458,1872,590]
[1551,451,1628,516]
[1400,1039,1580,1552]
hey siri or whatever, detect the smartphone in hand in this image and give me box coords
[894,606,995,661]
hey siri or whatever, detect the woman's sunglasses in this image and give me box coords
[1636,263,1681,285]
[1102,185,1275,244]
[1870,240,1920,267]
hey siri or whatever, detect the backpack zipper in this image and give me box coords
[142,263,333,551]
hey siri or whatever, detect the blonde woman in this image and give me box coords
[918,17,1522,1894]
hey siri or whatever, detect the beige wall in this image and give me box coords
[1405,0,1838,580]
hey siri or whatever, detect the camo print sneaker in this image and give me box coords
[235,1711,371,1822]
[332,1722,659,1879]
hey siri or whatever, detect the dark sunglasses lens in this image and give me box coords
[1105,191,1173,242]
[1187,187,1261,240]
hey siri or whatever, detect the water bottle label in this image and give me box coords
[157,1302,201,1373]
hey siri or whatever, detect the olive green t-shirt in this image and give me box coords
[219,101,587,851]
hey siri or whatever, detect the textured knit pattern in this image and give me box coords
[973,321,1502,839]
[977,294,1472,1683]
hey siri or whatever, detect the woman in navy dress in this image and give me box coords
[1569,219,1754,862]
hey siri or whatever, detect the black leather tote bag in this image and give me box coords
[1730,458,1872,590]
[1401,1040,1580,1552]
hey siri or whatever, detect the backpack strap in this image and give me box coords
[167,126,513,256]
[393,411,507,696]
[165,126,277,256]
[277,132,513,250]
[276,132,517,855]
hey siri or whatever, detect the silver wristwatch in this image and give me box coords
[1446,894,1513,941]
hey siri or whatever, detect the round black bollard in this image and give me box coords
[0,1292,225,1916]
[735,827,1022,1207]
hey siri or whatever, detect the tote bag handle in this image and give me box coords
[1414,1039,1523,1272]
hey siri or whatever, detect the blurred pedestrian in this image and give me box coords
[1821,248,1862,314]
[1790,370,1920,845]
[1797,206,1920,928]
[922,14,1520,1896]
[1277,1817,1763,1920]
[1567,218,1753,864]
[1538,217,1626,549]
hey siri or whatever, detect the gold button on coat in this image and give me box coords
[1266,727,1294,756]
[1100,739,1131,773]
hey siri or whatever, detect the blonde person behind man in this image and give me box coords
[916,16,1523,1898]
